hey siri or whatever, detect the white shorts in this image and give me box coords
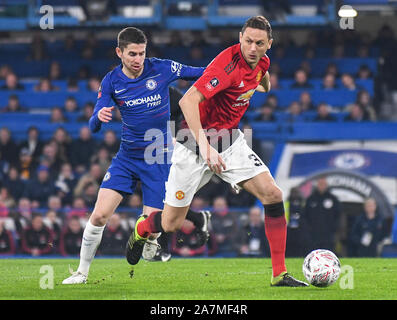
[164,131,269,207]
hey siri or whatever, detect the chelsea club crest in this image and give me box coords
[146,79,157,90]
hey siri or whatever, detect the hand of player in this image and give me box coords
[199,143,226,174]
[98,106,114,123]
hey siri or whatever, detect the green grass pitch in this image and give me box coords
[0,257,396,300]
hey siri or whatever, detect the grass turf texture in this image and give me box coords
[0,257,396,300]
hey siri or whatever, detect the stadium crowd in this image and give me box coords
[0,24,394,258]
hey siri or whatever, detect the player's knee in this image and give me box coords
[260,185,283,204]
[90,211,109,227]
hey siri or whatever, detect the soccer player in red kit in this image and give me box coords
[126,16,308,287]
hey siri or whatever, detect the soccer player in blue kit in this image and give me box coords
[62,27,210,284]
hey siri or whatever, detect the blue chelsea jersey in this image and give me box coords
[89,58,205,158]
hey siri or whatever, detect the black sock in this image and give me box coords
[185,209,204,229]
[157,233,169,254]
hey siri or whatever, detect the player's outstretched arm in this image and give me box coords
[256,71,271,92]
[179,86,226,174]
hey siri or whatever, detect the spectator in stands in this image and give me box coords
[268,61,281,77]
[299,61,312,79]
[19,126,43,163]
[357,65,372,80]
[269,73,280,90]
[66,196,88,219]
[70,126,97,172]
[314,103,337,122]
[39,141,63,178]
[188,46,206,66]
[29,33,47,61]
[21,214,54,256]
[43,210,62,251]
[356,90,377,120]
[322,73,338,90]
[47,195,62,215]
[34,78,59,92]
[302,176,340,252]
[286,101,303,122]
[224,183,257,209]
[285,187,310,257]
[191,30,209,47]
[12,197,31,251]
[87,76,101,92]
[48,61,62,80]
[100,214,129,256]
[350,198,388,257]
[169,30,183,47]
[341,73,357,91]
[99,129,120,157]
[78,102,94,122]
[55,162,77,206]
[50,107,68,123]
[3,167,25,202]
[52,127,72,164]
[304,47,315,59]
[299,91,315,111]
[0,198,8,217]
[333,44,345,58]
[63,33,76,52]
[0,72,24,90]
[0,64,12,80]
[90,147,111,174]
[0,219,15,255]
[357,45,370,58]
[325,62,339,78]
[265,93,279,110]
[73,162,103,205]
[290,69,312,89]
[238,206,268,257]
[256,104,276,122]
[16,147,36,181]
[210,196,239,256]
[59,216,83,256]
[0,186,15,209]
[64,96,79,113]
[0,127,19,165]
[23,165,57,208]
[344,103,370,122]
[190,196,206,212]
[81,46,94,60]
[1,94,26,113]
[171,219,212,257]
[128,193,142,211]
[67,78,80,92]
[77,65,91,80]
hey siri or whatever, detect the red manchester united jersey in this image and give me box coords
[193,43,270,131]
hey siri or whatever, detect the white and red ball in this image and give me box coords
[302,249,341,287]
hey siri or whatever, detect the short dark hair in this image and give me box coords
[117,27,147,51]
[242,16,272,40]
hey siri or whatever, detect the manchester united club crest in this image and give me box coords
[175,190,185,200]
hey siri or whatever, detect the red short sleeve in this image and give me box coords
[193,64,232,100]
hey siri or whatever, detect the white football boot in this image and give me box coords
[62,269,87,284]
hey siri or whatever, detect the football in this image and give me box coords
[302,249,341,287]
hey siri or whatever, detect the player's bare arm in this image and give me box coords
[179,86,226,174]
[256,71,271,92]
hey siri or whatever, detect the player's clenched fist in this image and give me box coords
[98,106,114,123]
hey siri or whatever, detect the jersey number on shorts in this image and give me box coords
[248,154,263,167]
